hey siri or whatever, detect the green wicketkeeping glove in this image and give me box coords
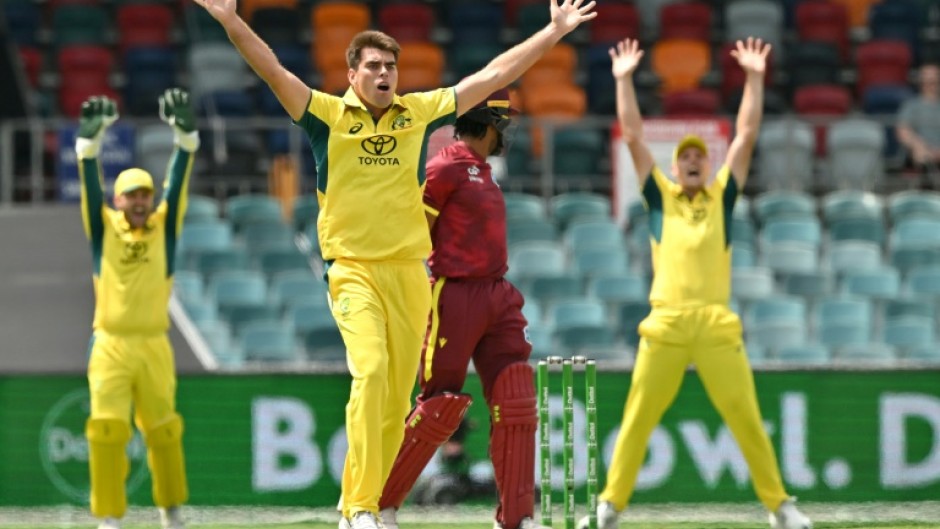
[159,88,200,151]
[75,96,118,159]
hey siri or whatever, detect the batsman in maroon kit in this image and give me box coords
[378,89,545,529]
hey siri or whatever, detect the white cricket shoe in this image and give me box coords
[159,506,185,529]
[492,517,552,529]
[97,518,121,529]
[577,500,619,529]
[348,511,381,529]
[380,507,399,529]
[769,498,812,529]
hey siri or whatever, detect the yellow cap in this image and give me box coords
[113,168,154,196]
[673,134,709,163]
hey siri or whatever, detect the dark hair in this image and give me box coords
[346,30,401,69]
[453,116,490,140]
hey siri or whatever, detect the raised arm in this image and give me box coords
[75,96,118,242]
[454,0,596,116]
[610,39,654,185]
[193,0,311,121]
[158,88,200,239]
[725,38,770,188]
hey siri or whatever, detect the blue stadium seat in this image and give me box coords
[508,241,567,282]
[4,0,40,46]
[821,190,884,223]
[828,241,882,274]
[885,298,934,320]
[527,275,583,307]
[173,270,205,304]
[906,266,940,299]
[732,245,756,268]
[270,269,327,308]
[827,118,886,190]
[552,128,606,180]
[507,218,559,246]
[527,324,556,359]
[841,267,901,300]
[586,44,616,115]
[551,193,611,230]
[257,247,311,278]
[242,220,295,255]
[564,220,624,253]
[190,247,251,278]
[745,296,808,352]
[776,343,830,365]
[179,220,234,255]
[287,299,338,337]
[781,270,834,300]
[762,242,818,274]
[251,7,300,45]
[761,218,822,247]
[732,266,775,301]
[242,321,299,363]
[883,316,933,351]
[504,192,547,222]
[829,217,886,244]
[573,244,629,278]
[891,218,940,247]
[124,46,176,116]
[587,273,648,305]
[814,297,872,349]
[185,195,221,223]
[905,343,940,364]
[753,190,816,224]
[209,269,268,310]
[868,1,922,62]
[887,191,940,223]
[226,195,283,231]
[292,195,319,232]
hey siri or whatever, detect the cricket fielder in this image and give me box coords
[78,89,198,529]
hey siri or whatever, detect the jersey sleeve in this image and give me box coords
[405,87,457,132]
[295,89,338,144]
[78,156,106,273]
[159,146,197,277]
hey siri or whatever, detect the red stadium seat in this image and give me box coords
[796,1,849,61]
[793,84,852,156]
[116,4,173,55]
[504,0,542,26]
[662,88,721,117]
[660,1,712,42]
[855,39,913,98]
[589,3,640,44]
[378,2,435,43]
[58,45,113,80]
[17,46,42,88]
[60,84,119,118]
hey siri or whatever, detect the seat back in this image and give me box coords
[651,39,711,94]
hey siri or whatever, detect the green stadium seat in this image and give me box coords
[503,192,546,222]
[209,270,267,308]
[526,324,555,359]
[587,273,647,305]
[257,248,311,277]
[887,190,940,223]
[841,267,900,300]
[185,195,221,222]
[552,128,605,178]
[906,266,940,299]
[745,296,808,352]
[731,266,774,301]
[179,220,234,256]
[780,270,833,299]
[271,270,328,308]
[242,220,295,254]
[53,5,110,46]
[829,217,885,244]
[573,244,629,278]
[528,275,583,307]
[828,241,882,274]
[190,247,251,277]
[507,241,567,282]
[242,321,300,363]
[761,218,822,247]
[507,218,558,246]
[814,297,872,349]
[564,220,624,253]
[551,192,611,230]
[762,242,818,274]
[226,195,283,231]
[821,190,884,222]
[304,327,346,361]
[753,190,816,224]
[619,301,651,349]
[883,316,933,351]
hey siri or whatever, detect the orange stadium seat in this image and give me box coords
[116,3,173,55]
[313,25,361,74]
[312,1,370,32]
[659,1,712,42]
[240,0,297,24]
[651,39,711,94]
[521,83,586,156]
[520,42,577,93]
[831,0,880,29]
[378,2,435,43]
[590,2,639,44]
[796,0,850,61]
[856,39,913,98]
[319,69,350,95]
[396,42,444,93]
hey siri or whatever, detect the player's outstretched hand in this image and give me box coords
[159,88,196,134]
[610,38,644,80]
[192,0,237,23]
[78,96,118,141]
[550,0,598,35]
[731,37,771,76]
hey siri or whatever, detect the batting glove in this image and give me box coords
[75,96,118,159]
[159,88,200,152]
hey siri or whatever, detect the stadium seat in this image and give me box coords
[551,193,611,230]
[841,267,901,300]
[526,324,556,359]
[821,190,884,223]
[752,190,816,224]
[507,241,567,282]
[5,1,40,46]
[795,1,850,60]
[827,118,885,190]
[17,47,42,89]
[885,298,935,320]
[517,2,554,38]
[883,316,933,351]
[240,0,297,24]
[116,3,173,54]
[241,220,294,251]
[756,119,815,189]
[257,247,310,278]
[815,297,872,349]
[762,242,818,274]
[123,46,176,116]
[549,298,608,332]
[521,43,578,93]
[732,245,756,268]
[552,127,605,180]
[830,217,886,244]
[504,192,547,222]
[136,125,175,181]
[891,218,940,248]
[906,266,940,299]
[732,217,756,247]
[776,343,831,365]
[522,83,586,119]
[564,220,624,253]
[589,2,639,44]
[573,244,629,278]
[659,1,712,42]
[855,40,912,99]
[793,84,852,157]
[184,5,229,42]
[311,2,370,32]
[905,343,940,364]
[179,220,234,256]
[507,218,558,246]
[724,0,785,59]
[449,43,504,80]
[587,273,648,305]
[620,301,651,349]
[636,0,684,37]
[304,326,347,361]
[241,321,299,363]
[188,43,253,99]
[52,5,110,46]
[210,269,268,309]
[528,275,582,307]
[868,1,921,60]
[651,39,711,94]
[378,2,434,43]
[185,196,221,223]
[890,245,940,275]
[448,3,502,46]
[828,240,882,274]
[662,89,721,117]
[887,191,940,223]
[198,320,244,367]
[226,195,284,231]
[251,7,301,46]
[745,296,808,352]
[836,343,896,363]
[831,0,879,29]
[780,270,834,299]
[396,42,444,93]
[586,44,617,115]
[731,266,775,301]
[787,42,842,90]
[287,298,338,336]
[761,218,822,247]
[291,195,319,232]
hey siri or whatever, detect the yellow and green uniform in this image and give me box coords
[80,148,194,518]
[601,165,789,512]
[294,87,456,516]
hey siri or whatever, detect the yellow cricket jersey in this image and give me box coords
[79,150,194,334]
[295,87,457,261]
[642,165,738,307]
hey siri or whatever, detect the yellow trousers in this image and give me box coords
[601,304,789,512]
[327,259,431,517]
